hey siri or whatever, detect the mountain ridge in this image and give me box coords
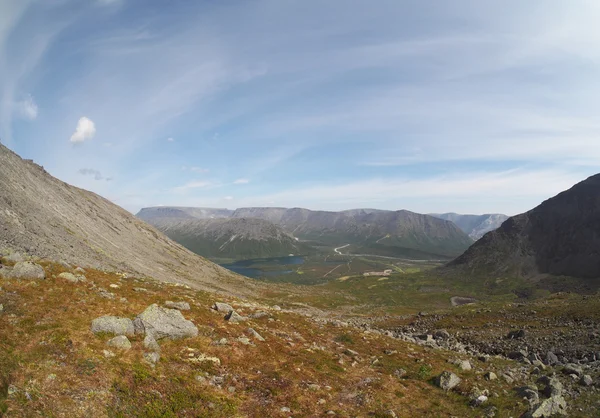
[0,143,249,294]
[448,174,600,278]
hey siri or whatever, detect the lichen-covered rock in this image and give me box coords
[9,261,45,280]
[528,396,567,417]
[91,316,135,336]
[107,335,132,351]
[165,301,190,311]
[144,351,160,365]
[143,334,161,352]
[135,304,198,340]
[225,310,247,323]
[213,302,234,313]
[435,371,461,391]
[58,272,86,283]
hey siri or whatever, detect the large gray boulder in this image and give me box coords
[9,261,45,280]
[435,371,461,391]
[528,396,567,417]
[134,304,198,340]
[91,316,135,336]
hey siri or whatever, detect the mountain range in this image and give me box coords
[429,213,509,240]
[449,174,600,279]
[138,206,474,260]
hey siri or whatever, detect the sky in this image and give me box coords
[1,0,599,216]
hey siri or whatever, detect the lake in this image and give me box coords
[220,255,305,279]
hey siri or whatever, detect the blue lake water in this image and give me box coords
[220,255,305,279]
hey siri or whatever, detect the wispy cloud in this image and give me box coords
[166,137,174,142]
[16,95,38,120]
[233,178,249,184]
[78,168,111,181]
[172,180,214,193]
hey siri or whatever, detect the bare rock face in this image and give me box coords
[9,262,45,280]
[134,304,198,340]
[449,173,600,279]
[0,144,250,295]
[91,316,135,336]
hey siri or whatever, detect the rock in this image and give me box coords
[143,334,161,352]
[539,377,563,398]
[165,301,190,311]
[247,327,265,341]
[280,407,291,413]
[58,272,86,283]
[458,360,472,371]
[562,364,583,377]
[580,375,593,386]
[135,304,198,340]
[545,351,559,366]
[516,386,540,405]
[272,305,282,311]
[106,335,132,351]
[9,261,45,280]
[91,316,135,336]
[484,372,497,381]
[144,351,160,365]
[471,395,488,406]
[237,337,252,345]
[483,406,498,417]
[435,371,461,391]
[103,350,115,358]
[507,329,526,339]
[74,267,86,274]
[528,396,567,417]
[434,329,450,340]
[249,311,269,319]
[393,368,407,379]
[5,252,23,263]
[213,302,234,313]
[224,310,247,323]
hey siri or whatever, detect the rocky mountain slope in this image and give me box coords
[448,174,600,278]
[141,216,313,260]
[430,213,508,240]
[0,144,247,294]
[140,206,474,259]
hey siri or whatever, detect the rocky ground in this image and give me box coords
[1,250,599,416]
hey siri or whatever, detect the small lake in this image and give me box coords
[220,255,305,279]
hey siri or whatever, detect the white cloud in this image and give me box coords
[233,178,250,184]
[172,180,213,193]
[223,196,234,200]
[16,95,38,120]
[167,137,174,142]
[190,166,209,173]
[70,117,96,143]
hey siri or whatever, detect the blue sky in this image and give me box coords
[1,0,599,215]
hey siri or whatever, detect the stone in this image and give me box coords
[144,351,160,365]
[540,377,563,398]
[484,372,497,381]
[280,407,291,413]
[103,350,115,358]
[393,368,407,379]
[9,261,45,280]
[237,337,252,345]
[272,305,281,311]
[458,360,472,371]
[516,386,539,405]
[249,311,269,319]
[225,310,247,323]
[74,267,86,274]
[106,335,132,351]
[135,304,198,340]
[562,364,583,377]
[5,252,23,263]
[580,375,593,386]
[165,301,190,310]
[435,371,461,391]
[143,334,161,352]
[91,316,135,336]
[472,395,488,406]
[0,304,3,313]
[507,329,526,339]
[247,327,265,341]
[528,396,567,417]
[434,329,450,340]
[58,272,86,283]
[213,302,234,313]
